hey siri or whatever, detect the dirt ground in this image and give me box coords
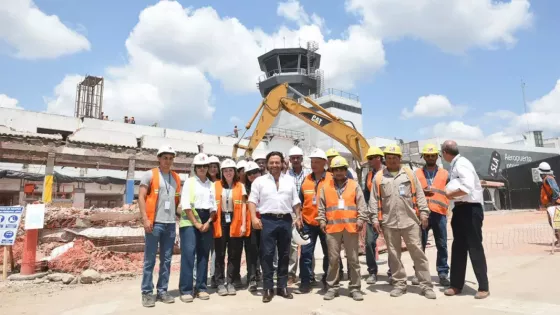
[1,210,559,315]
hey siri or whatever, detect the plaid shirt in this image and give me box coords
[289,167,312,195]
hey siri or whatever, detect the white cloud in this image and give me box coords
[483,110,517,120]
[0,94,22,109]
[346,0,533,53]
[0,0,90,59]
[277,0,325,30]
[486,131,523,144]
[230,116,243,126]
[401,94,467,119]
[430,121,484,140]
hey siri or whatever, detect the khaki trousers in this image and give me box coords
[325,229,361,292]
[383,224,433,291]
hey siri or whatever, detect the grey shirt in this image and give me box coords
[140,170,178,224]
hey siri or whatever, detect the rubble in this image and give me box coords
[80,269,101,284]
[8,272,48,281]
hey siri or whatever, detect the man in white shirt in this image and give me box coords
[441,140,489,300]
[249,152,302,303]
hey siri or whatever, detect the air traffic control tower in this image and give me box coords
[255,41,364,157]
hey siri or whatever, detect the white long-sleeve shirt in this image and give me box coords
[447,154,484,204]
[248,173,300,215]
[180,176,217,212]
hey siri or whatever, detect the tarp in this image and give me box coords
[0,170,140,185]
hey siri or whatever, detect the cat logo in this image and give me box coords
[300,112,332,128]
[311,115,323,125]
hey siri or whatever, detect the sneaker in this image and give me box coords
[439,275,450,287]
[323,289,339,301]
[156,292,175,304]
[233,279,244,289]
[294,283,311,294]
[197,291,210,300]
[142,293,156,307]
[444,287,461,296]
[411,276,420,285]
[366,274,377,285]
[423,288,437,299]
[390,288,407,297]
[227,284,236,295]
[248,281,258,292]
[475,291,490,299]
[180,294,194,303]
[351,291,364,301]
[217,285,228,296]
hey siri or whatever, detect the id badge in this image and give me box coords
[164,201,171,210]
[312,195,317,205]
[399,184,406,196]
[225,213,232,223]
[338,199,345,209]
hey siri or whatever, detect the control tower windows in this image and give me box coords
[279,54,299,72]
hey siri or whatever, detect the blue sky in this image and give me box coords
[1,0,559,143]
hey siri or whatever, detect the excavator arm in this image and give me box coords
[233,83,370,165]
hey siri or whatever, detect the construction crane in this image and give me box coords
[232,83,370,174]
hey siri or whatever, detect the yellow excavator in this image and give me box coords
[232,83,370,174]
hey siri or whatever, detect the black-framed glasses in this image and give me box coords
[246,170,261,176]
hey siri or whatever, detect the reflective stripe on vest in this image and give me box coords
[301,172,332,226]
[415,168,449,215]
[366,171,374,194]
[213,181,249,238]
[145,168,181,224]
[375,168,418,221]
[324,179,359,234]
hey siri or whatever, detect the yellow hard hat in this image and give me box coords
[330,156,349,168]
[366,146,384,158]
[383,144,402,156]
[326,148,340,158]
[421,143,439,155]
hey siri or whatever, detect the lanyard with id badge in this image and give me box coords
[160,170,172,211]
[336,181,347,209]
[224,188,232,223]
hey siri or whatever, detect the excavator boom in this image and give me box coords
[233,83,370,165]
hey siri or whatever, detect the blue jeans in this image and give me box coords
[299,223,328,285]
[179,210,214,295]
[421,212,449,276]
[141,222,176,295]
[261,214,292,289]
[365,223,379,275]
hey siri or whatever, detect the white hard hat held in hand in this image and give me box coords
[292,227,311,245]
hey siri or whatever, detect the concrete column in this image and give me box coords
[73,188,86,208]
[18,179,26,206]
[42,152,55,203]
[125,158,136,204]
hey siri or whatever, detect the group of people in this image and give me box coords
[138,140,492,307]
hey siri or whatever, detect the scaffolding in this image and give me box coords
[75,75,104,119]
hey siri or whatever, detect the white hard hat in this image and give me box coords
[193,153,210,166]
[292,227,310,245]
[253,152,267,161]
[208,156,220,164]
[539,162,552,174]
[288,146,304,157]
[236,160,248,170]
[157,145,176,157]
[308,148,327,160]
[245,161,260,173]
[221,158,237,170]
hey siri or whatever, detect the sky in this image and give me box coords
[0,0,559,144]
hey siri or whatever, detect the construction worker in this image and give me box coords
[139,145,181,307]
[287,146,312,285]
[538,162,560,246]
[369,144,436,299]
[253,152,267,174]
[413,144,450,286]
[213,159,250,296]
[362,146,385,285]
[295,148,332,294]
[179,153,217,302]
[318,156,368,301]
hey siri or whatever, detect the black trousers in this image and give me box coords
[261,214,292,290]
[450,203,489,291]
[248,228,262,282]
[214,223,244,285]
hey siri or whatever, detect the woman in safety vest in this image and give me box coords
[244,161,262,292]
[213,159,250,296]
[178,153,217,302]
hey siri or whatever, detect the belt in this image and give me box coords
[454,202,480,206]
[197,208,210,212]
[261,213,292,218]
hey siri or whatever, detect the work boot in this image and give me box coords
[366,274,377,285]
[323,289,339,301]
[310,277,318,287]
[439,275,450,287]
[197,291,210,300]
[350,291,364,301]
[411,276,420,285]
[156,292,175,304]
[227,284,236,295]
[142,293,156,307]
[179,294,194,303]
[217,285,228,296]
[210,276,218,289]
[248,280,258,292]
[444,287,461,296]
[422,288,437,300]
[390,288,407,297]
[287,274,297,286]
[294,283,311,294]
[475,291,490,299]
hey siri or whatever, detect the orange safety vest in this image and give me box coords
[375,168,418,221]
[145,168,182,223]
[213,181,250,238]
[415,167,449,215]
[301,172,333,226]
[541,175,560,207]
[324,179,359,234]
